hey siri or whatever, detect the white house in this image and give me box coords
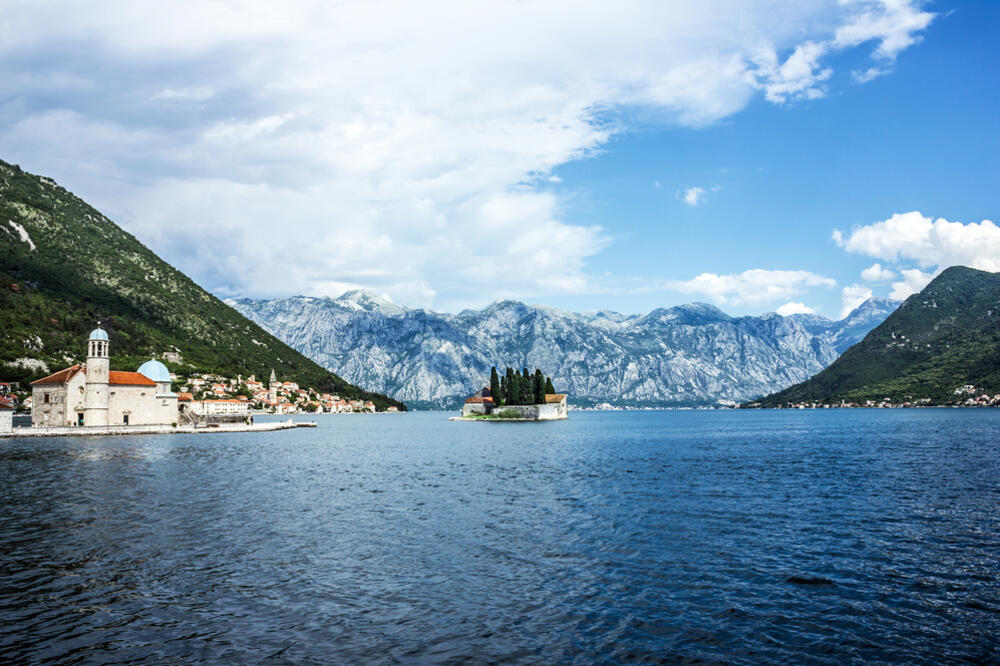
[187,399,251,416]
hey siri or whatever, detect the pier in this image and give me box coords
[0,419,316,439]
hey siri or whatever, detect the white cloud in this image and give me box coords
[679,186,707,206]
[760,40,833,103]
[889,267,935,300]
[840,284,873,318]
[851,67,885,83]
[834,0,935,61]
[0,1,935,308]
[755,0,935,101]
[834,211,1000,272]
[834,211,1000,305]
[776,301,816,316]
[669,269,836,306]
[860,262,897,282]
[653,181,661,189]
[151,86,214,101]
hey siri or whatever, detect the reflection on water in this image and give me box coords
[1,410,999,663]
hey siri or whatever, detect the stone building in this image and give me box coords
[30,327,179,427]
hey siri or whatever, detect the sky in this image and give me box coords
[2,0,998,318]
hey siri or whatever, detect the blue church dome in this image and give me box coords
[137,359,172,383]
[89,327,109,341]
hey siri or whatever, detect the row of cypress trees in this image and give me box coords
[489,366,556,406]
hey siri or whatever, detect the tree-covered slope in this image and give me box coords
[0,159,404,411]
[756,266,1000,405]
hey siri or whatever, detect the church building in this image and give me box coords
[30,327,179,427]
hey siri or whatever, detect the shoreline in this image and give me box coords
[0,419,316,439]
[448,415,567,422]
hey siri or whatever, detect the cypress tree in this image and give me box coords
[490,366,501,405]
[509,371,521,406]
[520,368,532,404]
[533,369,545,404]
[499,374,507,406]
[545,377,555,394]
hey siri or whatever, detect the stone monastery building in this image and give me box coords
[30,327,178,427]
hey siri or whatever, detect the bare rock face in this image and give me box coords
[227,292,898,409]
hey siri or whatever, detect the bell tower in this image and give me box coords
[84,324,110,426]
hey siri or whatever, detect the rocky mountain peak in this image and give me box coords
[334,289,407,316]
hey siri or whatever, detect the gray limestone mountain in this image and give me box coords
[227,292,899,409]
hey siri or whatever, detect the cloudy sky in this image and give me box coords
[3,0,998,317]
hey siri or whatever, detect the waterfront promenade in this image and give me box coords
[0,419,315,438]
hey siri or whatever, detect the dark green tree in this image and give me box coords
[490,366,501,405]
[499,374,507,406]
[545,377,555,394]
[533,369,545,404]
[509,370,521,406]
[520,368,533,404]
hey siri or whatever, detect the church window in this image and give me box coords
[44,393,50,404]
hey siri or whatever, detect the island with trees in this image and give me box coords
[455,366,568,420]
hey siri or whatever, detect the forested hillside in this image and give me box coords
[756,266,1000,405]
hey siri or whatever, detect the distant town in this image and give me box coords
[178,368,389,415]
[743,385,1000,409]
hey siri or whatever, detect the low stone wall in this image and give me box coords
[479,403,567,420]
[461,402,489,417]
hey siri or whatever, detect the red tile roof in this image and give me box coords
[30,365,83,385]
[465,396,494,404]
[109,371,157,386]
[544,393,567,403]
[0,396,15,410]
[30,366,158,387]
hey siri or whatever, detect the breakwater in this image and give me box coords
[0,419,315,438]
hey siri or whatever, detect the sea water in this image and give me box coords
[1,410,998,663]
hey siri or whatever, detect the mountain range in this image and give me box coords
[229,292,899,409]
[0,158,405,411]
[757,266,1000,406]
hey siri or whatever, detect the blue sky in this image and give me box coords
[553,0,1000,316]
[2,1,998,317]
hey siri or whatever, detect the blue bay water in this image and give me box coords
[1,410,999,663]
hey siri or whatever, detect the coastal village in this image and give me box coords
[177,368,380,416]
[0,326,392,435]
[744,385,1000,410]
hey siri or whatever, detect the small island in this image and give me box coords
[454,366,568,421]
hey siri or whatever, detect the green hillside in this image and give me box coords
[755,266,1000,406]
[0,159,405,411]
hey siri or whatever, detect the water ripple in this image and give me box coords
[1,410,999,663]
